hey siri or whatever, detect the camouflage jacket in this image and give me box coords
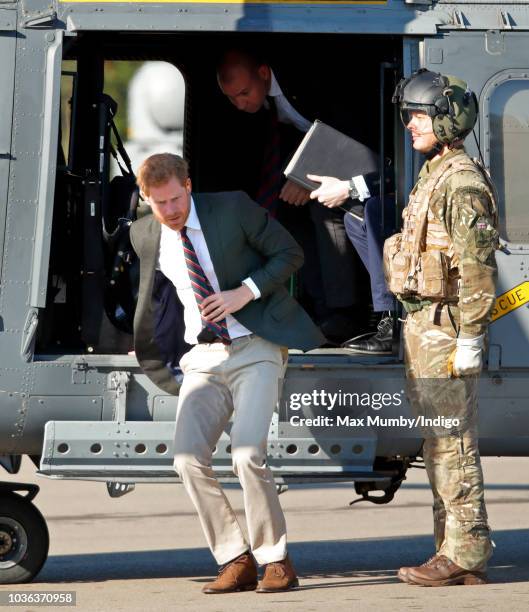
[417,147,498,336]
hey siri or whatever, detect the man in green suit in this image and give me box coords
[130,153,324,594]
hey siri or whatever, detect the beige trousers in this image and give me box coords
[173,334,287,566]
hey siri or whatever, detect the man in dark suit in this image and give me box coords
[308,175,397,354]
[130,153,324,594]
[216,49,363,343]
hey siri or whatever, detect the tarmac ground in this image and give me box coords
[1,457,528,611]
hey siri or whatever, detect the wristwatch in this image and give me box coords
[348,179,360,200]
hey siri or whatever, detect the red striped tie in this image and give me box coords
[180,227,231,344]
[255,97,281,217]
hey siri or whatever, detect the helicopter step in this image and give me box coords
[37,419,396,483]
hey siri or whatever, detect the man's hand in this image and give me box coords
[308,174,350,208]
[279,179,311,206]
[200,285,254,322]
[449,334,485,377]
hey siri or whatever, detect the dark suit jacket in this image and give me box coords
[273,66,373,147]
[130,190,325,394]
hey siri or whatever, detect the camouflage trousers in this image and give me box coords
[403,302,492,571]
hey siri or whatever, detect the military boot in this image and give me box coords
[405,554,487,586]
[202,552,258,594]
[398,554,439,583]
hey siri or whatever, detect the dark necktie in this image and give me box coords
[179,226,231,344]
[255,96,282,217]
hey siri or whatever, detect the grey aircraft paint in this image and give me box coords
[1,0,529,583]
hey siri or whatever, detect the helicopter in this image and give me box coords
[0,0,528,583]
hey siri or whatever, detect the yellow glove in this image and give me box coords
[447,347,458,378]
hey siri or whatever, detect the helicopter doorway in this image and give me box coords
[34,31,403,360]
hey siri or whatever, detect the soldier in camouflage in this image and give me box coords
[386,69,499,586]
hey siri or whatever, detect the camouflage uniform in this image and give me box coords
[385,147,498,571]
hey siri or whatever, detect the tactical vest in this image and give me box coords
[383,151,496,300]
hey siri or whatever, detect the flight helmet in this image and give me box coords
[392,68,478,145]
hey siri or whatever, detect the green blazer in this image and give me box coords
[130,190,325,394]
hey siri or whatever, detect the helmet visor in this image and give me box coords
[399,105,434,129]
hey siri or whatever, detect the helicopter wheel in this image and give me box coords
[0,494,49,584]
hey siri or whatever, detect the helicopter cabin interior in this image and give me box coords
[35,31,404,358]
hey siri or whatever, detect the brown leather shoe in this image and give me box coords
[406,554,488,587]
[398,554,438,583]
[256,555,299,593]
[202,552,258,594]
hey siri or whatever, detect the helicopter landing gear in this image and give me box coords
[0,484,49,584]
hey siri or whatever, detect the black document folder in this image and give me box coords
[284,120,379,191]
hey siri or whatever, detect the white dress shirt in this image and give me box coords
[268,70,312,134]
[157,197,260,345]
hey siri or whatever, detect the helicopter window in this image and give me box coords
[105,61,186,174]
[0,31,16,286]
[488,77,529,243]
[37,59,188,356]
[60,61,77,170]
